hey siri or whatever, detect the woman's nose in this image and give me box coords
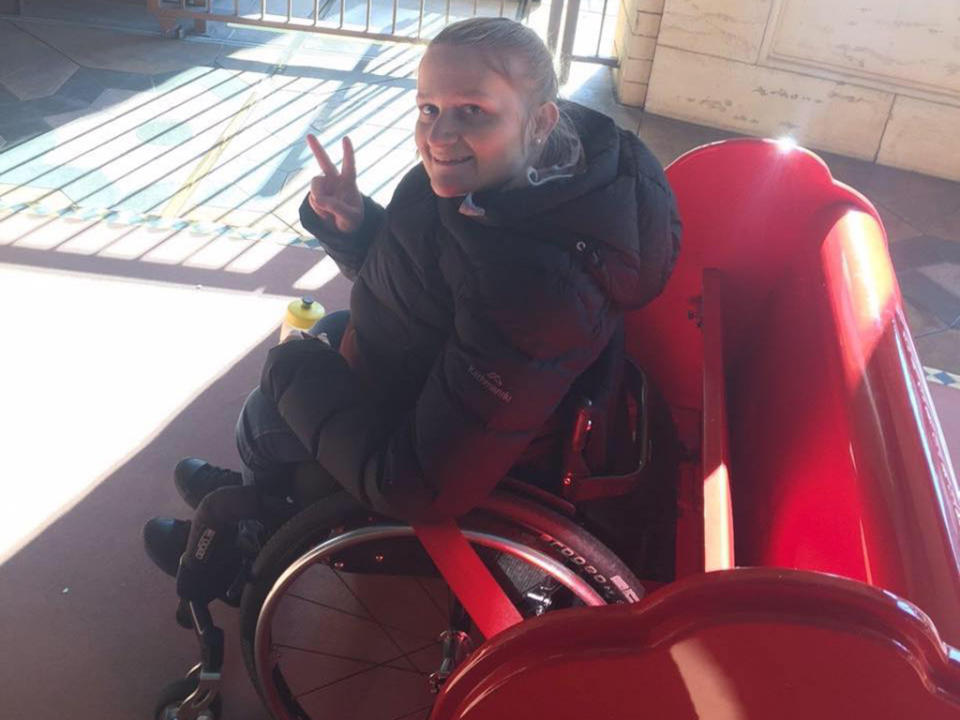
[428,113,458,145]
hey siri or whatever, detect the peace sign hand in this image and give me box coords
[306,134,364,235]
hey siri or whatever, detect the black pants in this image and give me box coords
[234,310,350,498]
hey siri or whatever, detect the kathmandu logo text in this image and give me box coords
[468,365,513,403]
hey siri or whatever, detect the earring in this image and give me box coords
[534,137,542,145]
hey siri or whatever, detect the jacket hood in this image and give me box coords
[461,101,681,309]
[391,101,681,309]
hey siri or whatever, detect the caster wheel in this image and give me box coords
[154,677,222,720]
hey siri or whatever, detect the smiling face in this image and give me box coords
[415,44,546,198]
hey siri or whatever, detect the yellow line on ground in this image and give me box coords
[161,90,260,219]
[163,35,300,221]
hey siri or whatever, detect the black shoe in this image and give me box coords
[174,458,242,509]
[143,517,190,577]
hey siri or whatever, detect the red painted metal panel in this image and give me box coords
[820,210,960,645]
[701,269,734,571]
[425,139,960,717]
[431,569,960,720]
[626,138,960,642]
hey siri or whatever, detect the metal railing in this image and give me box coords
[146,0,617,82]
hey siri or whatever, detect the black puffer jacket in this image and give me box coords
[261,101,681,522]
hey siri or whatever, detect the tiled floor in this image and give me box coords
[1,3,959,720]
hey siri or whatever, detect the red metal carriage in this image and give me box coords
[423,138,960,719]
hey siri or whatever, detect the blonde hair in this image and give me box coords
[428,17,582,169]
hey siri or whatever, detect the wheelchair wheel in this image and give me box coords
[240,490,642,720]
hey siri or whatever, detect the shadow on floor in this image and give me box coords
[0,235,351,298]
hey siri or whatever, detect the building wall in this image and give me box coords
[612,0,664,107]
[614,0,960,181]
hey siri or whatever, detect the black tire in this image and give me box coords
[479,490,646,604]
[153,677,222,720]
[240,489,642,720]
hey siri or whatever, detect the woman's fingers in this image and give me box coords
[306,133,338,177]
[307,134,359,187]
[341,136,356,183]
[307,134,360,231]
[308,193,358,222]
[308,195,334,221]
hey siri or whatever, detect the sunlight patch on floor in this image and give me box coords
[293,253,342,290]
[0,263,289,562]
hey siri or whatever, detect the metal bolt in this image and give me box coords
[562,475,573,487]
[374,554,384,563]
[333,561,345,570]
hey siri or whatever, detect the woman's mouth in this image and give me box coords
[431,154,472,166]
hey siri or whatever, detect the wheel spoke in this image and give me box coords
[332,569,422,673]
[412,576,448,622]
[272,641,437,674]
[286,593,439,642]
[291,640,439,699]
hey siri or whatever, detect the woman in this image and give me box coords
[144,17,681,602]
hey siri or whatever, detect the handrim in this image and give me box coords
[253,522,607,720]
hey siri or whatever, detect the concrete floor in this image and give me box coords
[1,3,959,719]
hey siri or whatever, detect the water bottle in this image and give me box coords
[279,296,326,343]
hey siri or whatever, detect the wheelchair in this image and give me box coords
[154,352,679,720]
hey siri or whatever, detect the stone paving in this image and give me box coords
[1,5,959,720]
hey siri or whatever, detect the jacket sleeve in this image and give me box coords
[260,261,612,523]
[298,193,386,281]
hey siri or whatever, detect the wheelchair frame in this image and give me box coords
[157,474,654,720]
